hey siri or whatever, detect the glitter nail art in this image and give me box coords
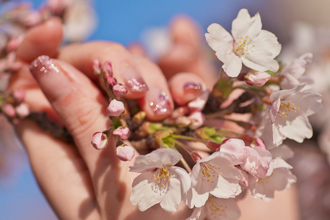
[149,91,171,115]
[30,55,59,76]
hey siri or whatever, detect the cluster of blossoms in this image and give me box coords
[89,9,322,219]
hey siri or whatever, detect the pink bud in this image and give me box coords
[244,71,271,87]
[93,59,101,75]
[255,138,267,150]
[12,89,25,103]
[116,145,135,161]
[113,127,130,140]
[206,140,221,151]
[6,36,23,52]
[106,76,117,87]
[191,151,202,162]
[15,103,29,118]
[91,132,108,150]
[113,84,128,98]
[102,61,113,77]
[2,104,16,117]
[188,89,210,112]
[187,112,205,130]
[106,99,125,117]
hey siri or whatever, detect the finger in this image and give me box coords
[158,15,219,90]
[169,72,205,105]
[58,42,149,99]
[16,17,63,63]
[133,55,174,121]
[59,42,174,120]
[16,121,99,220]
[128,42,147,57]
[29,55,111,173]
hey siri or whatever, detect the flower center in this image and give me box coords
[153,166,172,187]
[234,36,254,56]
[278,102,300,118]
[207,198,228,217]
[257,172,274,184]
[201,163,222,184]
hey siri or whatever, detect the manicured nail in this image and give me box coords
[30,55,59,77]
[121,65,148,92]
[183,81,204,101]
[147,87,172,115]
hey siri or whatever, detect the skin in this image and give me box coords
[8,16,300,220]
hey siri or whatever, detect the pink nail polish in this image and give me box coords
[121,65,148,92]
[29,55,59,77]
[148,88,171,115]
[183,82,204,101]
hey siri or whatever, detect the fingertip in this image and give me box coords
[139,87,174,121]
[17,17,63,63]
[169,73,205,105]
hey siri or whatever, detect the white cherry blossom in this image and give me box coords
[129,148,191,212]
[187,197,240,220]
[186,152,242,208]
[269,84,322,146]
[205,9,281,77]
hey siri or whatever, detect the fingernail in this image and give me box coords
[147,87,172,115]
[121,65,148,92]
[30,55,59,77]
[29,55,71,102]
[183,81,204,101]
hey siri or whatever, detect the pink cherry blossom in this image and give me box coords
[112,127,129,140]
[102,61,113,77]
[116,145,135,161]
[106,99,125,117]
[91,132,108,150]
[11,89,25,103]
[244,71,271,86]
[249,158,296,202]
[130,148,191,212]
[188,90,210,112]
[2,104,16,117]
[113,84,128,98]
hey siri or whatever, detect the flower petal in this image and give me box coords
[205,23,233,51]
[232,9,262,39]
[160,177,181,212]
[242,49,279,72]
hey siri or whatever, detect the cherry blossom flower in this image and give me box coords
[130,148,191,212]
[188,197,240,220]
[269,84,322,146]
[249,158,296,202]
[91,132,108,150]
[112,126,129,140]
[186,152,242,208]
[220,138,272,177]
[188,112,205,130]
[280,53,313,89]
[205,9,281,77]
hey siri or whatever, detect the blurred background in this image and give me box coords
[1,0,330,219]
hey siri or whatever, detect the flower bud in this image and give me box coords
[102,61,113,77]
[15,103,29,118]
[171,106,190,118]
[255,137,267,150]
[245,71,271,87]
[187,112,205,130]
[206,140,221,151]
[175,116,191,128]
[11,89,25,103]
[93,59,101,75]
[116,144,135,161]
[91,132,108,150]
[2,104,16,117]
[113,83,128,98]
[106,76,117,87]
[106,99,125,117]
[113,127,130,140]
[191,151,202,162]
